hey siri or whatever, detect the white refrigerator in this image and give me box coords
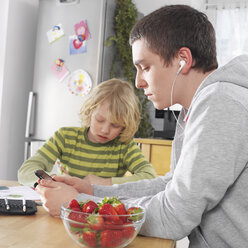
[25,0,116,159]
[0,0,116,180]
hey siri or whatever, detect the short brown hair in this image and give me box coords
[130,5,218,73]
[79,78,140,143]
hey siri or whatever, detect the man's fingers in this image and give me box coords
[53,175,74,185]
[39,179,57,188]
[53,175,66,181]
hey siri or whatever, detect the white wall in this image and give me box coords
[0,0,39,180]
[133,0,205,15]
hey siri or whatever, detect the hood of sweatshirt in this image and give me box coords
[196,54,248,99]
[185,54,248,117]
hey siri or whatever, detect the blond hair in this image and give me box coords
[79,78,140,143]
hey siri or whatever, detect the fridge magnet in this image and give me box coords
[51,58,69,82]
[47,24,64,44]
[69,35,87,55]
[67,69,92,96]
[74,20,91,42]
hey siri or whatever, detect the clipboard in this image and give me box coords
[0,199,37,215]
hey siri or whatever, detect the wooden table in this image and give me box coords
[0,180,175,248]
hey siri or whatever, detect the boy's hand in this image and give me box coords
[84,174,112,186]
[52,175,94,195]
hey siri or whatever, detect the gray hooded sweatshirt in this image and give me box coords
[77,55,248,248]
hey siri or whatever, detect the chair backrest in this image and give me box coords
[134,138,172,176]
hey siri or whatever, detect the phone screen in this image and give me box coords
[34,170,55,181]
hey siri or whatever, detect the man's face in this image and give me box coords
[132,39,177,110]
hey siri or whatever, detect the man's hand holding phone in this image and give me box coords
[34,170,55,188]
[35,170,56,181]
[52,175,93,195]
[34,171,79,217]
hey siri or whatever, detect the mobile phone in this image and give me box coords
[34,170,56,181]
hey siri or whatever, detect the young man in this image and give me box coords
[36,5,248,247]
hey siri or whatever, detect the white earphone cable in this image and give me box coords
[170,63,186,168]
[170,71,184,131]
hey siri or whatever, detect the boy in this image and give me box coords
[18,79,156,187]
[36,5,248,247]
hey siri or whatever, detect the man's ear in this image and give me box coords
[177,47,193,74]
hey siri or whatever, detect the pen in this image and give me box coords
[4,197,10,211]
[58,162,69,175]
[23,198,26,212]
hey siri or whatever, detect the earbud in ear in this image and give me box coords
[177,60,186,75]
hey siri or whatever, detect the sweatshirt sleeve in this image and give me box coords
[18,128,65,187]
[17,152,54,187]
[91,89,248,240]
[76,172,172,207]
[111,140,157,184]
[94,172,172,198]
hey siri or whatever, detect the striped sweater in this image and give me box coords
[18,127,157,187]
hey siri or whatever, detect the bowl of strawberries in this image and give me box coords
[60,197,146,248]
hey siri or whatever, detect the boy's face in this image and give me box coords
[132,38,178,110]
[88,100,123,144]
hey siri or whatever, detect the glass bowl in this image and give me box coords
[61,202,146,248]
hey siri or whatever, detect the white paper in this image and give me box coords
[0,186,41,201]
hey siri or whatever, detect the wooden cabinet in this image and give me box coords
[134,138,172,176]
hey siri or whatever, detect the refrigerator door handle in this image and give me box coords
[24,141,30,161]
[25,91,36,138]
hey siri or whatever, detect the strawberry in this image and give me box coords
[82,228,97,248]
[68,211,87,228]
[100,229,123,248]
[122,223,135,239]
[98,203,120,223]
[68,199,81,210]
[126,207,143,222]
[113,202,126,215]
[100,197,127,222]
[82,200,98,214]
[111,199,127,222]
[87,214,104,230]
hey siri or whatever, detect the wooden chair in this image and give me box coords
[134,138,172,176]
